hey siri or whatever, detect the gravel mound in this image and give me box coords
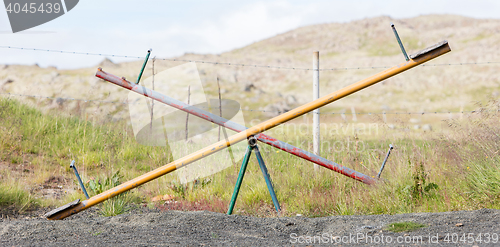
[1,208,499,246]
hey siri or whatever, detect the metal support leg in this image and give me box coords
[377,144,394,178]
[136,49,151,84]
[254,146,281,214]
[391,23,409,61]
[227,145,253,215]
[70,160,89,199]
[228,136,281,215]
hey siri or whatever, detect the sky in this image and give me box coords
[1,0,500,69]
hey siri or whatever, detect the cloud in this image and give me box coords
[138,1,315,55]
[0,1,317,68]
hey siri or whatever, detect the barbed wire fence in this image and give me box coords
[1,45,499,127]
[2,45,500,71]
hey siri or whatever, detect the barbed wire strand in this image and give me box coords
[1,45,500,71]
[2,92,496,115]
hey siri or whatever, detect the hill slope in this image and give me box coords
[1,14,499,124]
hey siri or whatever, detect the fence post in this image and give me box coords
[217,77,222,141]
[313,51,320,172]
[150,57,155,136]
[185,85,190,141]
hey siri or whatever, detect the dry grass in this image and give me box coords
[1,95,499,218]
[1,14,500,217]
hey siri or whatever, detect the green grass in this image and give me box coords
[0,182,38,213]
[0,97,172,172]
[385,222,426,232]
[85,170,138,216]
[100,195,131,217]
[1,97,500,217]
[0,97,169,213]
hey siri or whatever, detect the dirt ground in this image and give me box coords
[1,207,499,246]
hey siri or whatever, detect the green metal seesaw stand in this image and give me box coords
[227,136,281,215]
[135,48,279,216]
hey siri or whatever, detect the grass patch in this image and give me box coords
[0,97,169,214]
[1,97,500,218]
[385,221,426,232]
[0,182,38,212]
[100,196,131,217]
[85,170,140,217]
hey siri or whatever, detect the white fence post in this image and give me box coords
[313,51,320,172]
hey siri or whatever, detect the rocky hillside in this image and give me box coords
[1,15,499,124]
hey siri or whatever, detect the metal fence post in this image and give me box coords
[185,85,190,141]
[313,51,320,172]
